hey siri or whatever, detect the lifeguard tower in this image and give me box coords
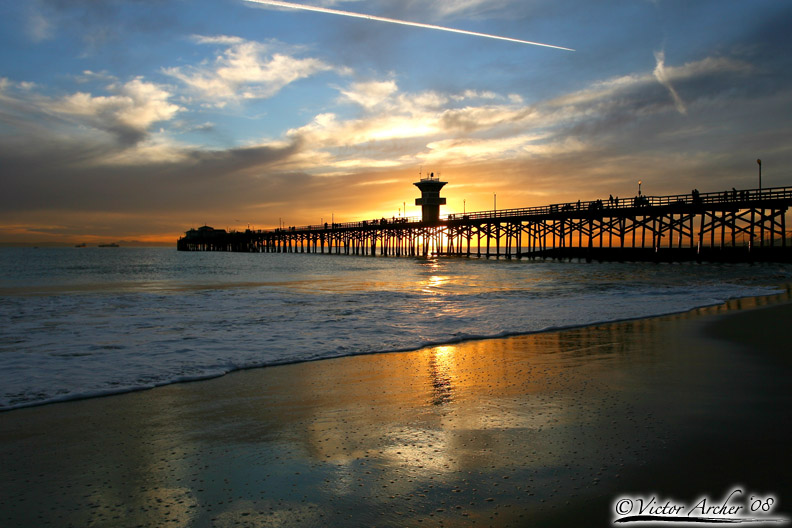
[414,173,447,223]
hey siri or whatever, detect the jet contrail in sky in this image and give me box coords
[245,0,575,51]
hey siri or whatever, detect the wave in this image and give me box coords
[1,278,781,411]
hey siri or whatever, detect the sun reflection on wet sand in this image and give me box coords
[428,345,455,406]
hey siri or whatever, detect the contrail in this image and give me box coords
[653,50,687,115]
[245,0,575,51]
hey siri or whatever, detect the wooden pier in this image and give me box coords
[178,185,792,263]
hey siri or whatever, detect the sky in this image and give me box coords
[1,0,791,244]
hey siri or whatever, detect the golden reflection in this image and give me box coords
[378,427,458,481]
[419,258,450,293]
[428,345,456,406]
[420,273,449,293]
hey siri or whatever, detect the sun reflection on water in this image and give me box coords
[419,259,450,294]
[421,273,449,293]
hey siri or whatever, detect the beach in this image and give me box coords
[1,290,790,527]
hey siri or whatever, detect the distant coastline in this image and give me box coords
[0,241,173,248]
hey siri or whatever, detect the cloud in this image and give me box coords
[45,78,182,145]
[550,55,750,110]
[270,50,771,182]
[0,131,305,216]
[193,35,246,45]
[298,84,525,139]
[164,36,334,105]
[26,10,53,42]
[279,81,574,173]
[423,134,551,163]
[429,0,512,18]
[339,80,398,108]
[0,51,764,183]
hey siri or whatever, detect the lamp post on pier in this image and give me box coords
[757,159,762,196]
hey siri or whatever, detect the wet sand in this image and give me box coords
[1,291,790,527]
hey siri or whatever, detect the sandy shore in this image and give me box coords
[1,290,790,527]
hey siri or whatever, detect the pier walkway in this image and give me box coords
[178,185,792,262]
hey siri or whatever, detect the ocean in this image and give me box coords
[1,247,790,410]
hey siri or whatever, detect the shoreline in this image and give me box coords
[2,285,789,413]
[2,290,791,527]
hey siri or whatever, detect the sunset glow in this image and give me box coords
[1,1,790,244]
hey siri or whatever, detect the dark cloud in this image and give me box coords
[550,53,788,162]
[0,137,306,215]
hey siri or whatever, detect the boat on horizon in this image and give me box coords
[97,243,120,247]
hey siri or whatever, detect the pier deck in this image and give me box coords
[178,186,792,262]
